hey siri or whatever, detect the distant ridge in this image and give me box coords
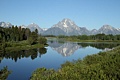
[27,23,43,34]
[42,18,120,35]
[1,18,120,35]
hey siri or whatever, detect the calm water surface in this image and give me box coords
[0,40,119,80]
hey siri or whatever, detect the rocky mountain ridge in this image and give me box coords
[1,18,120,35]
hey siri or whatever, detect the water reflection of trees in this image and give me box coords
[0,48,47,63]
[78,43,120,49]
[38,48,47,57]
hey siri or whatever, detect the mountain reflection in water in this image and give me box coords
[48,40,120,57]
[1,41,120,62]
[48,42,81,56]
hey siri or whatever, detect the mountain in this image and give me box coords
[21,25,26,28]
[27,23,43,34]
[90,29,98,35]
[49,18,81,35]
[1,20,120,35]
[97,25,120,35]
[43,18,91,35]
[117,28,120,32]
[42,28,48,31]
[0,22,12,28]
[43,19,120,35]
[79,27,90,35]
[42,27,66,36]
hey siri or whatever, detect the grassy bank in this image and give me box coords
[5,44,47,52]
[46,37,120,42]
[1,40,48,53]
[63,38,120,42]
[30,45,120,80]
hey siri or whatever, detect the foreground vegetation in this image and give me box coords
[0,67,11,80]
[30,45,120,80]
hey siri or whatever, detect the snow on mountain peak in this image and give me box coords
[21,25,26,28]
[117,28,120,31]
[102,25,113,30]
[50,18,81,35]
[97,25,120,35]
[63,19,68,28]
[31,23,35,24]
[0,22,12,27]
[62,18,74,26]
[27,23,43,34]
[58,18,75,28]
[42,28,48,31]
[98,25,115,32]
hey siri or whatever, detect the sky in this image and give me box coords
[0,0,120,30]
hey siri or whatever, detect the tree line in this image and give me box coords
[0,26,38,42]
[58,34,120,41]
[0,26,47,51]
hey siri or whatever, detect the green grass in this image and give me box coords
[1,40,48,52]
[5,44,47,52]
[65,38,120,42]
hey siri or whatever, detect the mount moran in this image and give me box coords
[0,18,120,35]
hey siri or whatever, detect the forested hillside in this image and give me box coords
[0,26,47,52]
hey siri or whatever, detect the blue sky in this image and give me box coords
[0,0,120,30]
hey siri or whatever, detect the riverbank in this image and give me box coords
[46,37,120,42]
[61,38,120,42]
[1,40,48,53]
[30,45,120,80]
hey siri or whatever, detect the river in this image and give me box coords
[0,40,119,80]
